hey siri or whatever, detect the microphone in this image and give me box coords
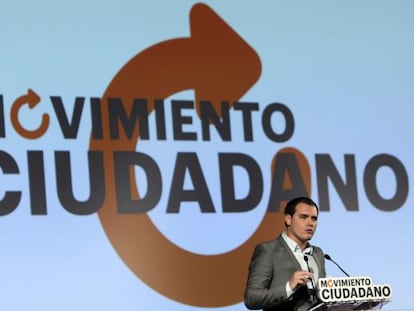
[304,255,317,303]
[324,254,350,277]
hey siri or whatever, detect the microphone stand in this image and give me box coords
[324,254,350,277]
[304,255,318,306]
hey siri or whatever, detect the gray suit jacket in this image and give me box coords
[244,235,326,311]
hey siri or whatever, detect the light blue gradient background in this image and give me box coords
[0,1,413,310]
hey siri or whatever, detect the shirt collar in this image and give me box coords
[282,232,313,255]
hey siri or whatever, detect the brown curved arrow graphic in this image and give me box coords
[89,3,292,307]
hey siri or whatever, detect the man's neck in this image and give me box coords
[285,232,308,251]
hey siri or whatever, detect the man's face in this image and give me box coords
[285,202,318,248]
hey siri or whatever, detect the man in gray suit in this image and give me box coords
[244,197,326,311]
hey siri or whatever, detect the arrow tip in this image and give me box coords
[27,89,41,108]
[189,3,262,101]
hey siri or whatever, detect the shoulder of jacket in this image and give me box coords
[256,235,283,250]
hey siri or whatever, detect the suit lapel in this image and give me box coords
[312,249,325,278]
[278,235,302,271]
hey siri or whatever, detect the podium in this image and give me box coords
[309,300,388,311]
[309,276,392,311]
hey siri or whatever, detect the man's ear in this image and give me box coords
[284,214,291,227]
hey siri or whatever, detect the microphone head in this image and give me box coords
[303,255,308,262]
[324,254,331,260]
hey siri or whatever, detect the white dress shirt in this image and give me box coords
[282,232,320,297]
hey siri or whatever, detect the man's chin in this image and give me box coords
[303,234,313,241]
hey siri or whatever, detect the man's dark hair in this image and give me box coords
[284,196,319,217]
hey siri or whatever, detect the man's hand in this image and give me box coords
[289,270,314,291]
